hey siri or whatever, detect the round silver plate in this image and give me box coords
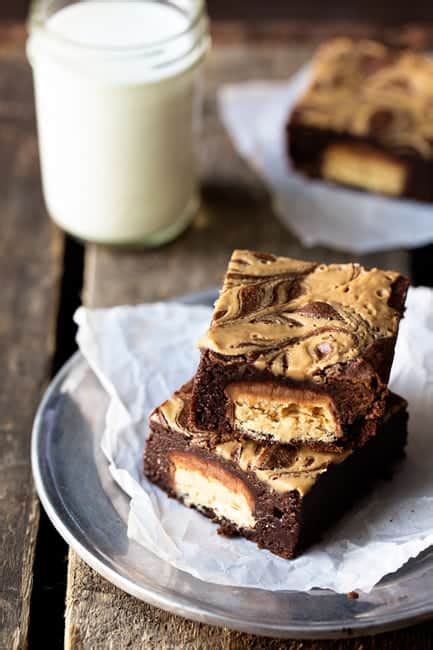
[32,289,433,639]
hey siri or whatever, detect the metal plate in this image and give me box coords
[32,289,433,639]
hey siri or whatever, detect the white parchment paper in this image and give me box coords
[218,68,433,253]
[75,289,433,593]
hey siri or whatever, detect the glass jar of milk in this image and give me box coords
[27,1,209,247]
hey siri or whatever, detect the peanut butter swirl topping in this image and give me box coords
[292,38,433,159]
[150,381,195,438]
[199,250,403,379]
[215,439,349,496]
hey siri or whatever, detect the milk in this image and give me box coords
[27,1,209,245]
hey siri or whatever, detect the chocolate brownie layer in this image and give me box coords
[192,250,408,444]
[154,381,403,453]
[287,38,433,201]
[289,125,433,202]
[144,385,408,559]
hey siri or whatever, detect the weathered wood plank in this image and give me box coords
[210,21,433,48]
[67,26,417,650]
[0,28,63,650]
[64,551,433,650]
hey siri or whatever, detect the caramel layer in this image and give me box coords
[225,382,339,444]
[321,143,407,196]
[200,250,401,378]
[171,451,256,529]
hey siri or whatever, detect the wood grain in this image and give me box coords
[207,0,433,25]
[67,27,417,650]
[0,29,63,650]
[5,1,433,25]
[65,552,433,650]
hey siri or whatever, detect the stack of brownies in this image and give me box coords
[144,250,410,559]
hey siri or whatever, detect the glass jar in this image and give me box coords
[27,0,210,247]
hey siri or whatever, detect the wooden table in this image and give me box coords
[3,21,433,650]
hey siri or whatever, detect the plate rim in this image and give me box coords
[31,293,433,640]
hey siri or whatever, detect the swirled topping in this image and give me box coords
[291,38,433,159]
[150,380,223,447]
[199,250,404,379]
[150,380,197,434]
[215,439,349,496]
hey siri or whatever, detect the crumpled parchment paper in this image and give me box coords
[218,68,433,254]
[74,287,433,593]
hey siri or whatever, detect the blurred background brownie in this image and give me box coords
[192,250,408,449]
[287,38,433,201]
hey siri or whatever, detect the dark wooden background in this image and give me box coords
[6,0,433,22]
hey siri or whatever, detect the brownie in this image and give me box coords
[287,38,433,202]
[144,382,408,559]
[191,250,409,450]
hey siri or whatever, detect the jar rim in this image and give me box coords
[28,0,207,55]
